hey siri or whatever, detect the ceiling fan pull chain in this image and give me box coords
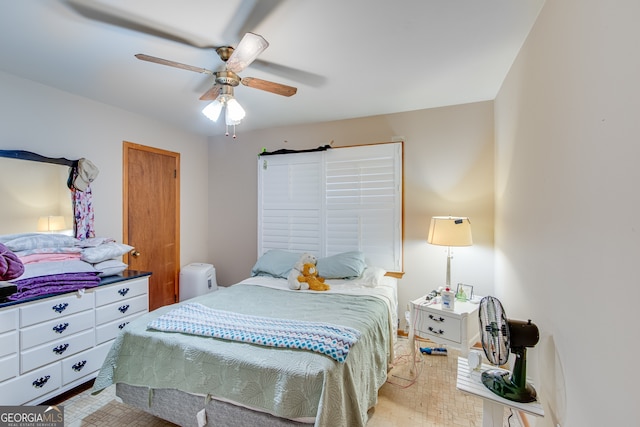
[232,125,237,139]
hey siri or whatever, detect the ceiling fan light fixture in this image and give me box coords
[202,99,223,122]
[225,98,246,123]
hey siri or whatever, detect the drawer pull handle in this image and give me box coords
[53,323,69,334]
[428,314,445,322]
[53,343,69,355]
[72,360,87,372]
[118,304,130,314]
[118,322,130,329]
[428,326,444,335]
[52,303,69,313]
[32,375,50,388]
[118,287,130,296]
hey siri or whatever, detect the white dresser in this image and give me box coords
[0,271,150,405]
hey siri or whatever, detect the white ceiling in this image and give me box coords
[0,0,544,137]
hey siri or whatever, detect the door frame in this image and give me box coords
[122,141,181,300]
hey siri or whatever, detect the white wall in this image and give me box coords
[0,71,210,269]
[208,101,495,329]
[495,0,640,425]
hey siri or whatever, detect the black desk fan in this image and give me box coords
[478,296,540,403]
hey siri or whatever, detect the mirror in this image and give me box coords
[0,150,76,235]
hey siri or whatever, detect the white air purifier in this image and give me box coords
[179,263,217,302]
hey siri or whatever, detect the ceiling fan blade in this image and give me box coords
[241,77,297,97]
[252,59,327,88]
[200,85,222,101]
[67,0,218,49]
[226,33,269,74]
[222,0,285,42]
[135,54,214,75]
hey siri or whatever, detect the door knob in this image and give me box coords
[131,250,141,258]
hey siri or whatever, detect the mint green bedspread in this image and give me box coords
[93,282,391,427]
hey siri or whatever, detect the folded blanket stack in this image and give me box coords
[7,271,101,301]
[0,233,132,303]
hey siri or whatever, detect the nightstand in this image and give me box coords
[409,295,480,357]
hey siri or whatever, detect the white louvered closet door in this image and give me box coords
[257,142,402,273]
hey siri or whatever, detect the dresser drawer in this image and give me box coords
[21,329,94,374]
[62,341,111,385]
[0,362,62,405]
[94,277,148,307]
[0,354,18,383]
[96,311,145,345]
[21,310,94,351]
[0,330,18,358]
[20,292,94,328]
[415,309,462,343]
[95,294,147,326]
[0,308,17,333]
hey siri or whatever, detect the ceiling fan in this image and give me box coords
[135,32,297,136]
[66,0,307,137]
[135,31,296,99]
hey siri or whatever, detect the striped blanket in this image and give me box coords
[147,302,361,362]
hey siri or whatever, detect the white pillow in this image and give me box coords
[4,234,78,252]
[94,259,128,277]
[12,260,96,281]
[358,266,387,287]
[81,242,133,264]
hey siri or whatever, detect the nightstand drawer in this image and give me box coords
[415,310,462,343]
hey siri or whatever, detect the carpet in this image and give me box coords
[80,400,177,426]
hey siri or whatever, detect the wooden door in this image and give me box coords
[123,142,180,311]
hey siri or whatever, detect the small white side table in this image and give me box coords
[409,296,479,358]
[456,357,544,427]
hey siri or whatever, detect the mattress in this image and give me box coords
[93,276,397,427]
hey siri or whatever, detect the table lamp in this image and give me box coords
[427,216,472,289]
[37,215,66,233]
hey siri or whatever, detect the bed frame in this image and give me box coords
[116,383,310,427]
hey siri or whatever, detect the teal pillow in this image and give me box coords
[317,251,367,279]
[251,249,301,278]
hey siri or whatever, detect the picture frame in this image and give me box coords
[456,283,474,301]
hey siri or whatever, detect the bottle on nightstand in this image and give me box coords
[441,287,455,310]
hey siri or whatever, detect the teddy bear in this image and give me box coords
[297,262,330,291]
[287,253,317,290]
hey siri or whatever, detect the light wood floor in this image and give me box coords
[59,337,523,426]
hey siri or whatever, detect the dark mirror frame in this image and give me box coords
[0,149,78,167]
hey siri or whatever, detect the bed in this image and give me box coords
[92,251,398,427]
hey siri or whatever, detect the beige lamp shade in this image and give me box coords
[427,216,473,247]
[37,216,67,232]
